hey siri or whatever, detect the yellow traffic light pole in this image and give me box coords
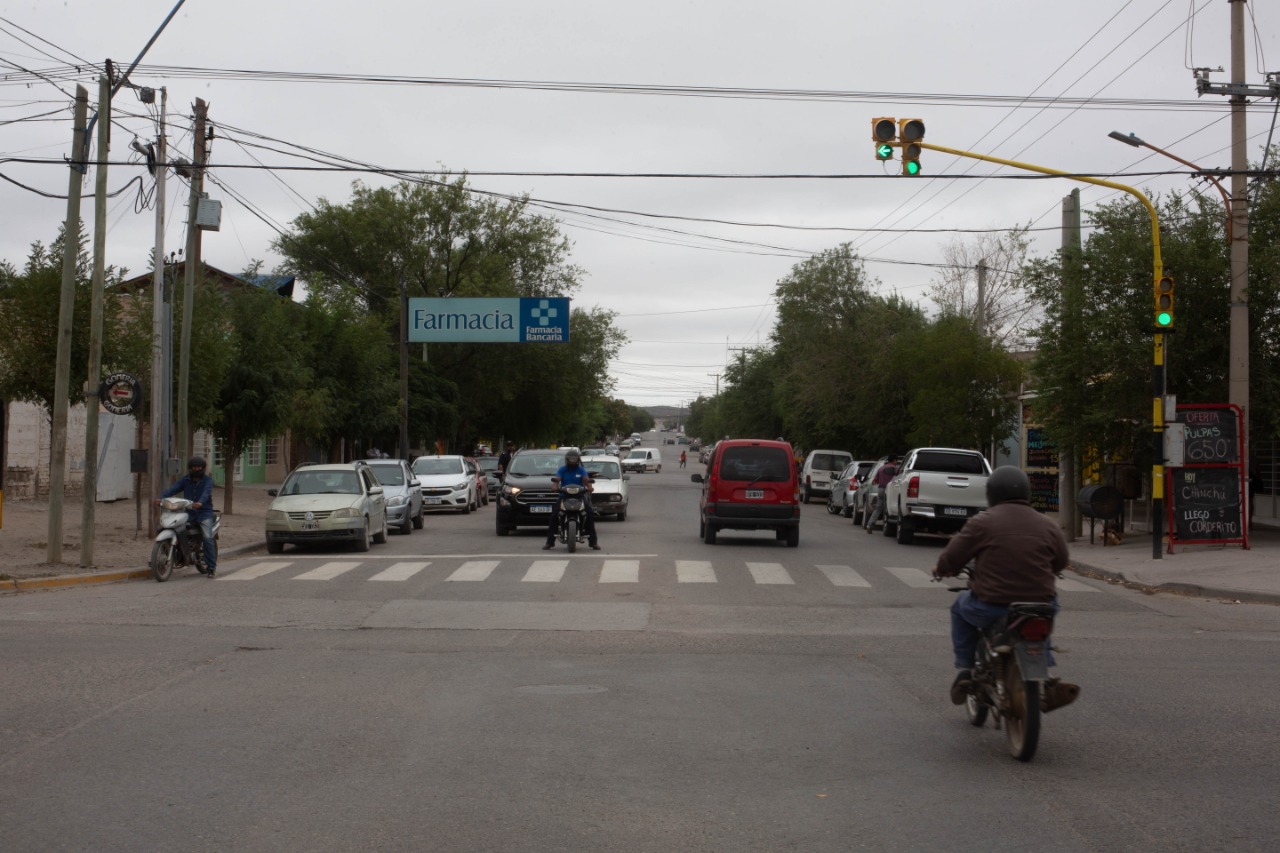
[917,140,1168,559]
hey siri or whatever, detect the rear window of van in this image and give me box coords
[809,452,851,472]
[720,446,791,482]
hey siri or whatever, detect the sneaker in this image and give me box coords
[949,669,973,705]
[542,542,554,550]
[1042,678,1080,712]
[590,543,601,551]
[206,570,216,579]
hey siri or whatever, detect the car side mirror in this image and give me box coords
[623,474,631,481]
[369,486,384,496]
[690,474,703,483]
[268,489,278,497]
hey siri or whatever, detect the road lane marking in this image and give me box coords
[293,561,360,581]
[817,565,872,587]
[600,559,640,583]
[523,560,568,583]
[220,561,291,581]
[676,560,716,583]
[445,560,500,582]
[369,561,429,582]
[1056,577,1098,593]
[746,562,794,585]
[884,566,937,588]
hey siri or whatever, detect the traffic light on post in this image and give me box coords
[1155,275,1174,329]
[898,118,925,175]
[872,117,897,161]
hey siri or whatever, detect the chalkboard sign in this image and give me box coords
[1169,467,1243,542]
[1027,471,1059,513]
[1174,407,1240,464]
[1025,427,1057,469]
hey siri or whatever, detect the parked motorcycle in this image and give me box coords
[945,571,1080,762]
[151,497,220,582]
[554,484,591,553]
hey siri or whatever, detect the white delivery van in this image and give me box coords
[801,449,853,504]
[621,447,662,473]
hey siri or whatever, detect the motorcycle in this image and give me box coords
[151,497,220,582]
[554,484,591,553]
[944,570,1080,762]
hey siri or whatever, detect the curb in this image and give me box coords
[1070,561,1280,607]
[0,541,267,594]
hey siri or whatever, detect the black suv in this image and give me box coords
[495,449,568,535]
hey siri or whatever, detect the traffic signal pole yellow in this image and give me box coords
[916,140,1168,559]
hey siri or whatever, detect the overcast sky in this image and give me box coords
[2,1,1276,406]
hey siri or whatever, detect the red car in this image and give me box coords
[690,439,800,547]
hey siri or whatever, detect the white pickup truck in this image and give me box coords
[882,447,991,545]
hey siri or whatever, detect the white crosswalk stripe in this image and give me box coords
[883,566,938,588]
[220,561,291,581]
[293,561,360,581]
[599,560,640,583]
[369,561,430,582]
[746,562,794,585]
[445,560,500,582]
[817,565,871,587]
[523,560,568,583]
[676,560,716,583]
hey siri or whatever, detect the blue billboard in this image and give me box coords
[407,297,571,343]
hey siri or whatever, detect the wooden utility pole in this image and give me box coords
[399,274,411,459]
[80,74,112,567]
[177,97,207,460]
[1060,189,1082,542]
[46,85,89,565]
[149,88,170,520]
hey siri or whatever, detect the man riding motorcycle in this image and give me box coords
[155,456,217,577]
[543,449,601,551]
[932,465,1076,709]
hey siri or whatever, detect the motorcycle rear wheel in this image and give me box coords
[1004,658,1042,762]
[150,540,175,583]
[566,518,578,553]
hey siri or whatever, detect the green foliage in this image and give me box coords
[629,404,655,435]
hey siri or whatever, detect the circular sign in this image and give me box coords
[100,372,143,415]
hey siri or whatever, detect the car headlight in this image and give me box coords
[332,507,360,519]
[266,509,287,521]
[503,484,522,497]
[452,481,469,491]
[387,495,407,507]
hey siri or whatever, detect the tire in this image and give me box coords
[896,519,915,545]
[1005,658,1042,762]
[965,692,989,728]
[785,526,799,548]
[566,518,578,553]
[852,505,863,526]
[400,512,413,535]
[150,539,175,582]
[266,539,284,555]
[841,502,852,519]
[373,515,388,545]
[826,500,841,515]
[883,516,897,536]
[461,499,471,515]
[411,505,425,529]
[800,486,809,504]
[617,507,627,522]
[353,519,371,552]
[496,520,510,536]
[703,521,717,545]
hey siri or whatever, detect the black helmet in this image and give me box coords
[187,456,206,470]
[565,449,581,464]
[986,465,1030,505]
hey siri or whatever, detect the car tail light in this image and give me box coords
[1015,616,1052,642]
[907,475,919,499]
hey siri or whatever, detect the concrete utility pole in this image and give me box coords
[1228,0,1250,502]
[80,74,112,567]
[975,259,987,335]
[399,274,411,459]
[46,85,89,565]
[149,88,170,518]
[1060,189,1082,542]
[177,97,207,460]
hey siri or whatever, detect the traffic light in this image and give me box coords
[872,117,897,161]
[898,118,925,176]
[1155,275,1174,329]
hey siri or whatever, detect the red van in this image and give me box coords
[690,439,800,546]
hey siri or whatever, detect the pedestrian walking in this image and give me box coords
[864,456,899,533]
[680,450,687,468]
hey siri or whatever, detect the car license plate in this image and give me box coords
[943,506,969,517]
[302,521,319,531]
[745,489,764,499]
[531,505,552,514]
[425,498,443,505]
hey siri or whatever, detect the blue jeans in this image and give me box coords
[864,488,887,529]
[950,591,1058,670]
[197,515,217,572]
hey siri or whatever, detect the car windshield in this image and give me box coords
[584,460,621,480]
[720,447,790,482]
[811,453,851,472]
[282,469,360,495]
[413,457,464,476]
[368,464,405,486]
[507,454,562,476]
[477,457,500,472]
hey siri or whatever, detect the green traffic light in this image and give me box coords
[1157,311,1173,327]
[877,143,893,159]
[904,160,921,176]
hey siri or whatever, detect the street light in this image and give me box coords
[1108,131,1232,241]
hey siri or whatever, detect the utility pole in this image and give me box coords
[46,85,89,565]
[177,97,207,460]
[399,273,410,458]
[975,259,987,335]
[80,74,111,567]
[1060,189,1082,542]
[707,373,720,395]
[149,88,170,519]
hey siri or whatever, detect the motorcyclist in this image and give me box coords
[543,449,600,551]
[155,456,217,577]
[932,465,1075,708]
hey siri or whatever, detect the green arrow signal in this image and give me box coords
[877,143,893,159]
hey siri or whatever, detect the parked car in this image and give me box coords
[411,454,478,514]
[883,447,992,545]
[465,457,489,507]
[851,458,891,527]
[622,447,662,473]
[605,443,620,456]
[264,461,388,553]
[477,456,502,497]
[583,455,629,521]
[690,439,799,546]
[826,459,876,519]
[495,448,565,536]
[362,458,424,535]
[800,449,854,504]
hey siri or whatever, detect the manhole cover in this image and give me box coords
[515,684,608,696]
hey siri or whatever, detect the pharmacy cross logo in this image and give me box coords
[531,299,558,327]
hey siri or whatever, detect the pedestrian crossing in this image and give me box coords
[215,557,1101,593]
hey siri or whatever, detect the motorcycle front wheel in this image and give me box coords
[566,518,578,553]
[965,692,989,727]
[1004,658,1042,762]
[150,540,175,583]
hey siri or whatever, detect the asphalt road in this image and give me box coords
[3,458,1279,851]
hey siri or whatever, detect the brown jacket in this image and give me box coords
[934,500,1066,604]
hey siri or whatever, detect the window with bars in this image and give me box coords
[245,439,262,466]
[266,437,281,465]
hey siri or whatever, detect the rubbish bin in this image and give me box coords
[1077,484,1123,545]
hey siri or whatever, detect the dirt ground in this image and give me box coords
[0,483,273,580]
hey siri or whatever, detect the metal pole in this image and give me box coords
[1228,0,1250,519]
[400,275,410,459]
[1060,189,1081,542]
[80,75,111,567]
[47,86,89,565]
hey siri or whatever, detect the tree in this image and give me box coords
[928,226,1036,348]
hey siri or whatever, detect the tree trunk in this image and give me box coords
[224,425,237,515]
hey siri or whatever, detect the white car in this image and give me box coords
[411,454,478,514]
[583,455,630,521]
[622,447,661,473]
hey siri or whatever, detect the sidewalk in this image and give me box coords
[1069,525,1280,605]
